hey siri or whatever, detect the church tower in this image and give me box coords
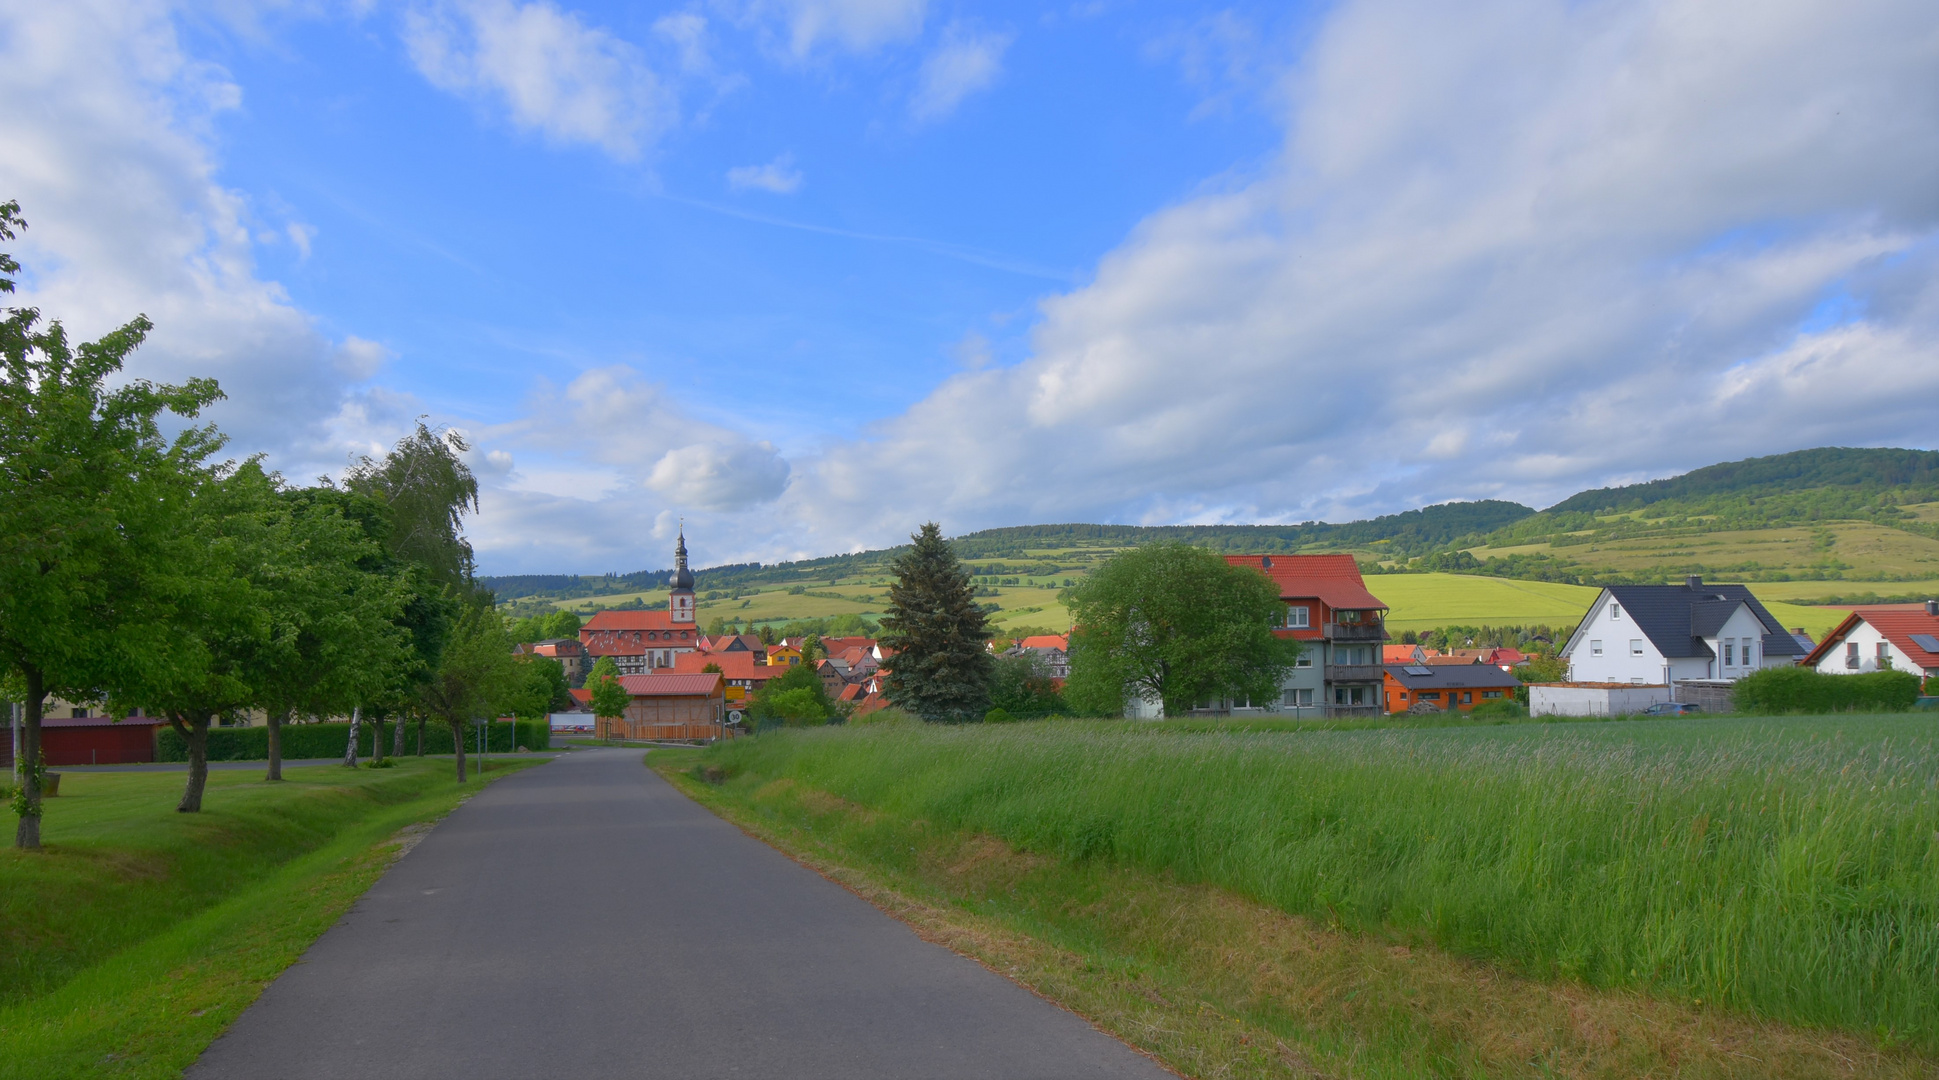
[669,527,696,624]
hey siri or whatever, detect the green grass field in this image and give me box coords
[698,717,1939,1053]
[0,757,541,1078]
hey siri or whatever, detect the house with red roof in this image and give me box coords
[1222,554,1389,716]
[1002,633,1070,679]
[597,672,726,742]
[669,649,782,704]
[1801,601,1939,689]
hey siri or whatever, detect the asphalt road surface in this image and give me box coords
[188,747,1175,1080]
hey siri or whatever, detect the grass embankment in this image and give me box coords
[0,757,543,1079]
[664,719,1938,1078]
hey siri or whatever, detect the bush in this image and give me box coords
[157,720,549,762]
[1466,699,1529,720]
[1731,666,1922,715]
[983,707,1017,724]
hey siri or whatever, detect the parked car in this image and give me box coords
[1642,702,1702,716]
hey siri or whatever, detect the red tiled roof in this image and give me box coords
[1017,634,1069,651]
[1801,605,1939,669]
[837,684,863,702]
[618,673,723,697]
[1424,654,1482,665]
[669,651,782,682]
[1224,554,1387,611]
[1382,644,1425,663]
[583,610,683,631]
[569,688,592,704]
[819,636,875,655]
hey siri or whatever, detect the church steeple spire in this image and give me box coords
[669,523,696,623]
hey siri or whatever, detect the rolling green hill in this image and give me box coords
[482,447,1939,631]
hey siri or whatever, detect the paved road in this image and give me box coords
[189,748,1174,1080]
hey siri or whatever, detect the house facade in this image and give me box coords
[1560,576,1808,684]
[514,638,588,686]
[1382,663,1520,714]
[1800,601,1939,687]
[1203,554,1390,717]
[600,672,725,742]
[1003,634,1071,680]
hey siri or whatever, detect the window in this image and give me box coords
[1630,639,1644,656]
[1294,654,1313,667]
[1397,691,1409,701]
[1611,603,1622,620]
[1878,642,1893,669]
[1846,642,1861,669]
[1283,688,1314,706]
[1482,690,1504,699]
[1723,641,1735,667]
[1286,605,1310,628]
[1333,686,1366,705]
[1460,692,1473,704]
[1590,640,1604,657]
[1420,691,1441,700]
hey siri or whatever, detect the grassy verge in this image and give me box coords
[0,756,544,1079]
[660,718,1938,1076]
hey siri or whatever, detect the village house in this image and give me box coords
[1800,601,1939,688]
[1002,634,1070,679]
[670,649,782,704]
[598,672,726,742]
[578,532,701,675]
[1559,576,1808,684]
[1162,554,1388,717]
[513,637,588,686]
[1382,663,1521,714]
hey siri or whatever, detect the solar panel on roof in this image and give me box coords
[1403,666,1434,676]
[1911,633,1939,654]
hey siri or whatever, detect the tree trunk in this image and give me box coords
[174,712,211,813]
[266,709,288,781]
[370,716,385,764]
[451,719,467,783]
[416,715,424,756]
[342,706,362,768]
[393,712,408,758]
[13,665,46,850]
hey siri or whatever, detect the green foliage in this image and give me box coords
[1465,699,1529,720]
[588,668,630,720]
[1064,543,1297,718]
[507,609,582,644]
[506,656,570,722]
[988,653,1068,719]
[157,720,547,760]
[1731,666,1922,714]
[1549,447,1939,515]
[587,655,620,683]
[748,661,838,729]
[417,602,520,778]
[880,523,994,722]
[952,501,1536,557]
[343,421,480,587]
[707,716,1939,1047]
[982,707,1017,724]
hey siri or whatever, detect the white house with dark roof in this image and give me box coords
[1560,576,1808,685]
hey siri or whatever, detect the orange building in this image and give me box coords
[1382,663,1521,714]
[597,672,727,742]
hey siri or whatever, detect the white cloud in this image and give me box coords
[721,0,926,58]
[910,22,1010,121]
[0,0,395,479]
[403,0,673,160]
[726,154,803,193]
[757,0,1939,555]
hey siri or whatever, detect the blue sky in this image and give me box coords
[4,0,1937,574]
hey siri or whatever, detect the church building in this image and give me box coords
[578,530,701,676]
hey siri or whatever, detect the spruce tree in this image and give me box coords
[880,523,993,722]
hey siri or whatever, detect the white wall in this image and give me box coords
[1699,605,1775,680]
[1813,621,1936,676]
[1530,684,1671,717]
[1564,592,1670,684]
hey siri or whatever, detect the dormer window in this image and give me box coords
[1286,605,1310,628]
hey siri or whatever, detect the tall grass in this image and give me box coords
[709,716,1939,1046]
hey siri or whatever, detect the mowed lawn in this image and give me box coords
[697,716,1939,1061]
[1,757,540,1078]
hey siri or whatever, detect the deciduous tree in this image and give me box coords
[418,600,517,782]
[0,203,226,845]
[880,523,992,722]
[1064,543,1298,718]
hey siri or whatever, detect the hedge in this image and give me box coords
[1730,666,1922,714]
[156,720,551,762]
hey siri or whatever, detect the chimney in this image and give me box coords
[1685,575,1702,588]
[1793,627,1806,636]
[1926,599,1938,617]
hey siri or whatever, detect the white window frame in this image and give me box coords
[1590,639,1603,657]
[1286,605,1310,628]
[1629,639,1644,656]
[1610,603,1622,620]
[1723,641,1735,667]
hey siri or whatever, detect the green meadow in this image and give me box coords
[698,717,1939,1051]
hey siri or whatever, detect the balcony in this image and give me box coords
[1325,663,1386,684]
[1323,621,1387,642]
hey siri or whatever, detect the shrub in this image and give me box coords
[983,707,1017,724]
[1731,666,1921,714]
[157,720,549,761]
[1467,699,1528,720]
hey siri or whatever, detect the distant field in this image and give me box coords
[1473,520,1939,581]
[1369,573,1597,632]
[1740,579,1939,603]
